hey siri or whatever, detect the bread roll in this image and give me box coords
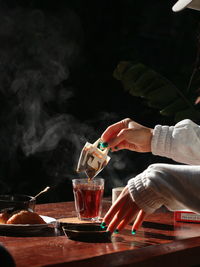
[0,212,10,224]
[6,210,46,224]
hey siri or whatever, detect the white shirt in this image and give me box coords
[128,119,200,214]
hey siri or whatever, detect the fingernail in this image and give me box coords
[100,222,106,228]
[99,142,108,149]
[102,142,108,148]
[131,230,136,235]
[109,148,112,152]
[114,229,119,233]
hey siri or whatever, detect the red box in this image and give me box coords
[174,210,200,223]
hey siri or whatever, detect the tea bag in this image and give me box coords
[76,138,110,179]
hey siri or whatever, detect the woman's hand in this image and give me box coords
[101,186,146,234]
[101,118,153,152]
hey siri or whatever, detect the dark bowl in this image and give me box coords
[62,223,111,242]
[0,194,36,213]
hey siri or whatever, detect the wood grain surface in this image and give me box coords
[0,200,200,267]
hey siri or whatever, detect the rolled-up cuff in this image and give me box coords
[151,125,174,158]
[127,171,165,214]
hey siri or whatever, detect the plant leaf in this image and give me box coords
[113,61,200,122]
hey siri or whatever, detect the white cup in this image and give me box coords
[112,187,125,204]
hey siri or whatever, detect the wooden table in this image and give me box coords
[1,200,200,267]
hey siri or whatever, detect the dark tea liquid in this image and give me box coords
[73,183,104,219]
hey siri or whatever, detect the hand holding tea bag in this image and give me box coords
[76,138,110,179]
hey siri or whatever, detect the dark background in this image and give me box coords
[0,0,199,203]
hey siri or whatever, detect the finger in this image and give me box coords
[109,128,137,149]
[108,129,128,148]
[101,118,131,142]
[103,192,128,225]
[132,210,146,233]
[195,96,200,105]
[116,208,139,231]
[111,141,128,151]
[103,186,129,225]
[113,141,137,152]
[107,203,131,233]
[101,122,125,143]
[107,197,139,233]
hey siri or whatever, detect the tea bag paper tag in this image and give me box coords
[76,138,110,178]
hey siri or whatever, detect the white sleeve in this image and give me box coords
[128,163,200,214]
[151,119,200,165]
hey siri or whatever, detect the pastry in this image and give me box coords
[0,212,10,224]
[6,210,46,224]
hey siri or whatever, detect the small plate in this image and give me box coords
[62,223,111,242]
[0,215,56,233]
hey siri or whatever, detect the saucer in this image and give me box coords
[62,223,111,242]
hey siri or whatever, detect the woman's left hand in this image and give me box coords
[102,186,146,234]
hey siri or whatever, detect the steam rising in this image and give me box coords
[0,4,82,153]
[0,1,140,199]
[0,2,88,194]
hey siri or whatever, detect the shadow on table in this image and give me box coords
[143,231,175,240]
[0,227,58,237]
[142,221,174,231]
[0,245,15,267]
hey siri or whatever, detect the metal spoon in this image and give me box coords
[34,186,50,199]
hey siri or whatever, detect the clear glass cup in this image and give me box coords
[72,178,104,222]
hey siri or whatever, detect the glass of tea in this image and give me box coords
[72,178,104,222]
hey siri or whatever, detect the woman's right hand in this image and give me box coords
[101,118,153,153]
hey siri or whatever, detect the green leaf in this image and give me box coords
[160,98,186,116]
[175,108,200,122]
[113,61,199,122]
[114,63,148,92]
